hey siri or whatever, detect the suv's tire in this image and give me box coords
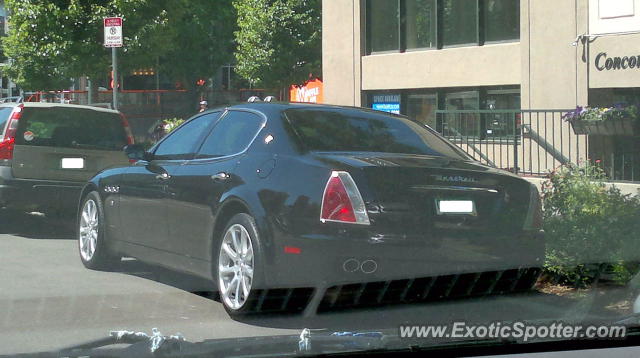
[216,213,263,316]
[78,191,120,270]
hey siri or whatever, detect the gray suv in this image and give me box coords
[0,103,133,216]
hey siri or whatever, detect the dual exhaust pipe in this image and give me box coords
[343,258,378,274]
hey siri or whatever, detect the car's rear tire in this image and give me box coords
[216,213,263,316]
[78,191,120,270]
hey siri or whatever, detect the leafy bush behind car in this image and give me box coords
[541,162,640,287]
[163,118,185,133]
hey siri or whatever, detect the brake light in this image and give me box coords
[120,113,134,145]
[0,137,15,160]
[320,171,370,225]
[0,104,23,161]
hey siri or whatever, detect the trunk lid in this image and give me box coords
[313,152,532,236]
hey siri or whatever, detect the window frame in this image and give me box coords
[440,0,481,48]
[150,111,222,161]
[403,0,439,52]
[191,108,267,162]
[481,0,521,45]
[364,0,520,55]
[366,0,402,54]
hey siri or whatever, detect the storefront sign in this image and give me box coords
[372,94,401,114]
[290,78,323,103]
[594,52,640,71]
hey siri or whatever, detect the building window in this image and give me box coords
[444,90,480,137]
[405,0,437,49]
[365,0,519,54]
[441,0,478,46]
[407,93,437,128]
[483,0,520,42]
[367,0,400,53]
[484,89,520,139]
[368,86,520,140]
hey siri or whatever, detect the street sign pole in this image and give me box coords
[104,16,123,110]
[112,47,118,110]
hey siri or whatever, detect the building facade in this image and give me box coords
[323,0,640,181]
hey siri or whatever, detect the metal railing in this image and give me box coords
[435,109,639,182]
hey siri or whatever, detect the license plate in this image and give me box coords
[436,200,475,215]
[60,158,84,169]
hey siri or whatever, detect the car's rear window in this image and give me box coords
[0,106,15,137]
[14,107,127,150]
[284,108,471,160]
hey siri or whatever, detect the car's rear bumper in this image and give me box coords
[245,229,544,315]
[0,167,83,211]
[268,229,545,289]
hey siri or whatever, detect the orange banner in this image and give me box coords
[290,78,323,103]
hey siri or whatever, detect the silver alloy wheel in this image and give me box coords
[218,223,255,310]
[79,199,99,262]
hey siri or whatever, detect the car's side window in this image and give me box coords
[154,112,222,160]
[195,110,264,158]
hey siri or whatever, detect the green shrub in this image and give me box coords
[162,117,185,133]
[542,162,640,287]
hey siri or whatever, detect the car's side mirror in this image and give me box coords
[124,144,152,162]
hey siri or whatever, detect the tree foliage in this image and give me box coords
[1,0,236,91]
[233,0,321,89]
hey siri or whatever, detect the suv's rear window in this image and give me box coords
[284,108,470,160]
[0,106,15,137]
[14,107,127,150]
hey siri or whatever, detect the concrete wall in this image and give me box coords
[521,0,588,110]
[322,0,362,106]
[361,43,520,90]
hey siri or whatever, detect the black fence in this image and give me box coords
[435,110,639,182]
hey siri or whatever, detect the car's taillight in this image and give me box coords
[120,113,134,145]
[0,104,23,161]
[523,184,543,230]
[0,137,15,160]
[320,171,370,225]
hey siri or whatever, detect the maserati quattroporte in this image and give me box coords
[77,103,544,315]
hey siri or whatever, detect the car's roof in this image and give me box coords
[0,102,120,114]
[207,101,404,118]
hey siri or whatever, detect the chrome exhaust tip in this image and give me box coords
[360,259,378,274]
[342,258,360,272]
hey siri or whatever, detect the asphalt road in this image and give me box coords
[0,210,632,355]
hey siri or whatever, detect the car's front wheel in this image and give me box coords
[78,191,120,270]
[217,213,261,315]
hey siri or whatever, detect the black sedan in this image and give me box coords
[77,103,544,316]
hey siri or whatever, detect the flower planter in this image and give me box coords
[570,118,638,136]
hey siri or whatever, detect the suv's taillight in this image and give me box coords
[0,104,23,161]
[120,113,135,145]
[320,171,370,225]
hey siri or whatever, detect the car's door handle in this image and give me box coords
[211,172,230,181]
[155,172,170,180]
